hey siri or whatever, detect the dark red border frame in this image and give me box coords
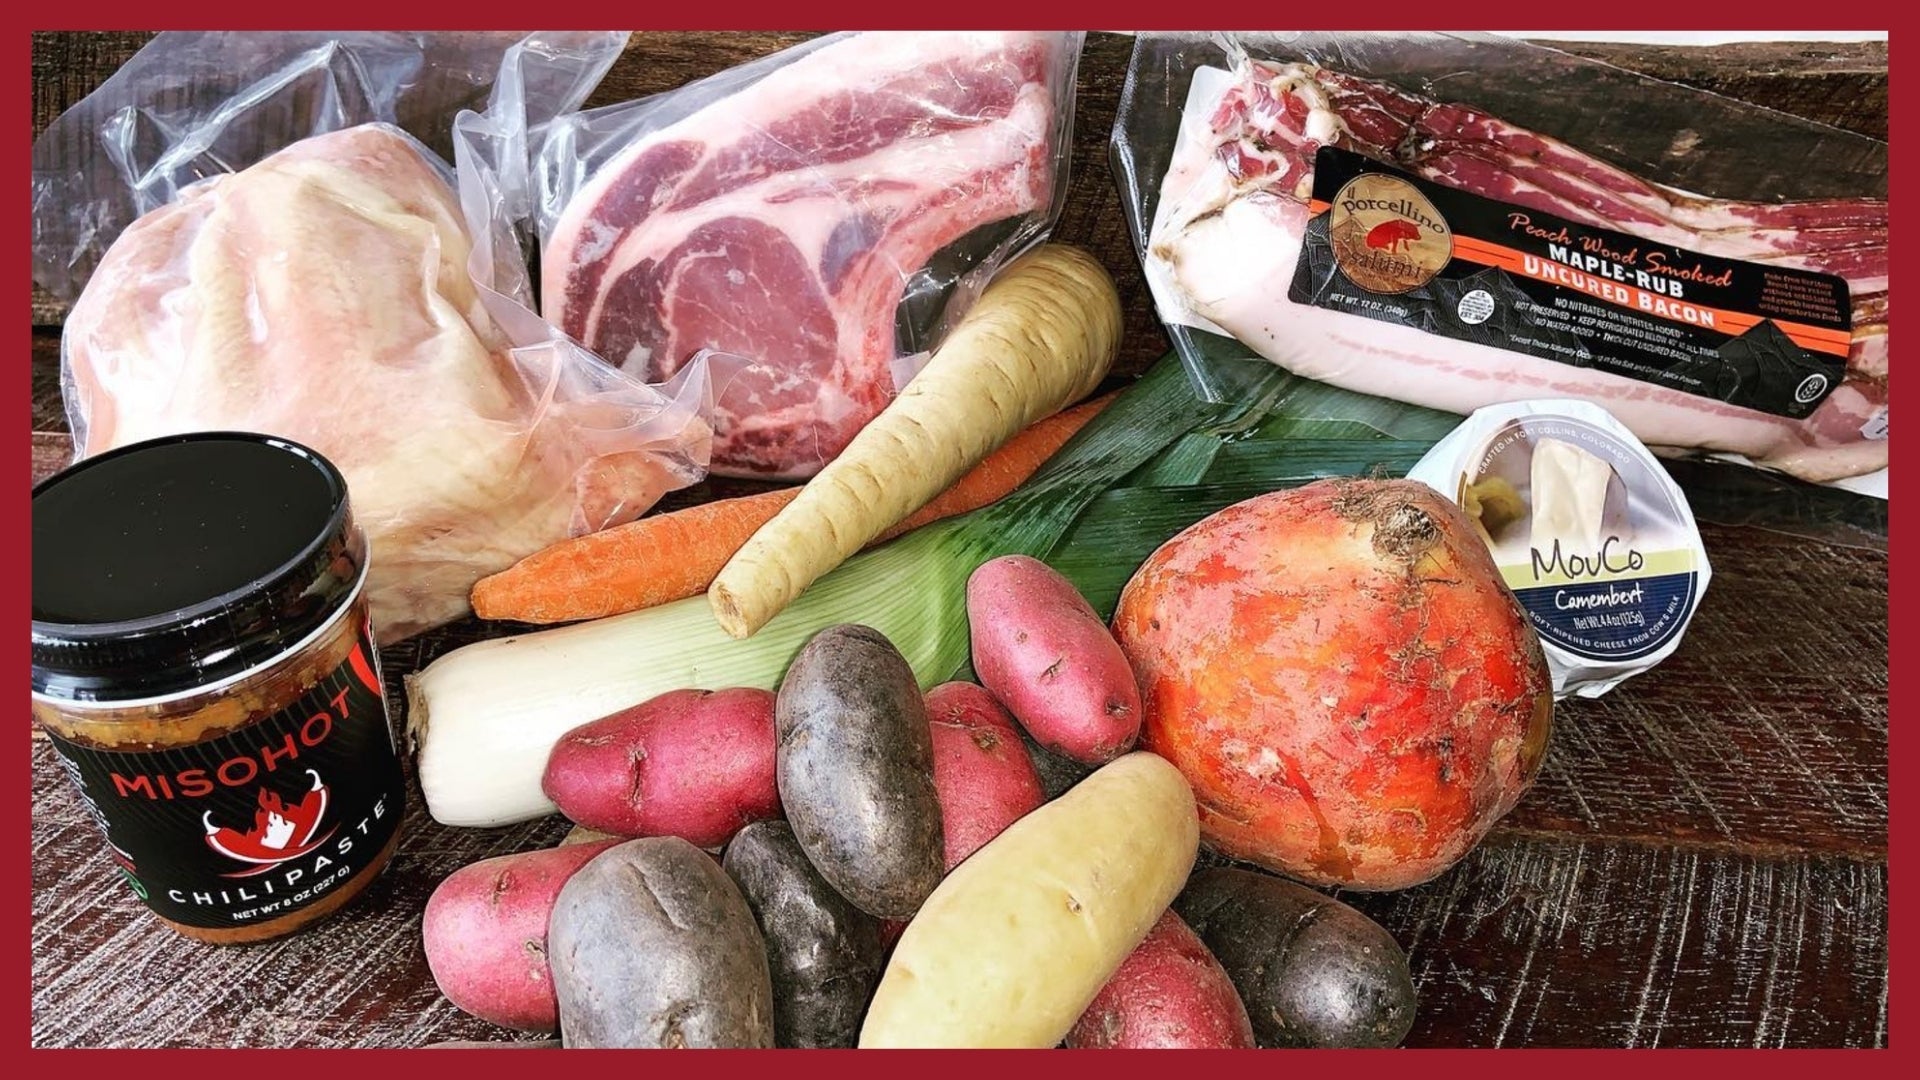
[11,4,1901,1067]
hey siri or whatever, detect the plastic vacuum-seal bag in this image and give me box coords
[513,31,1084,479]
[1111,33,1889,525]
[33,32,725,643]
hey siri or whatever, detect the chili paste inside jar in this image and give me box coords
[32,432,406,944]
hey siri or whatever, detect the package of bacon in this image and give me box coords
[1112,32,1888,519]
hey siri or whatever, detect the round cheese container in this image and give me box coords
[1408,399,1712,700]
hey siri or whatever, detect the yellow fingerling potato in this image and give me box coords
[858,752,1199,1048]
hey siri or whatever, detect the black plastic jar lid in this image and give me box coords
[31,432,364,704]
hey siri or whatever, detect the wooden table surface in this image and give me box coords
[29,32,1888,1049]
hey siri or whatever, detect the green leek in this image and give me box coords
[411,355,1283,826]
[408,353,1454,828]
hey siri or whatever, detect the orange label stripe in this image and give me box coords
[1445,235,1852,356]
[1304,201,1852,355]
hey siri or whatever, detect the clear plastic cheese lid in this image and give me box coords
[1408,399,1712,700]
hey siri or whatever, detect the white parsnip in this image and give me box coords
[708,245,1121,639]
[407,351,1223,832]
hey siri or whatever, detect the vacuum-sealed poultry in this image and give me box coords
[61,125,711,641]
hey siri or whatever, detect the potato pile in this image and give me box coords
[422,543,1480,1049]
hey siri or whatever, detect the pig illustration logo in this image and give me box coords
[1365,218,1423,254]
[204,769,333,875]
[1327,172,1452,295]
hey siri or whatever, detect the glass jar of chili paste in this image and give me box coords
[31,432,406,944]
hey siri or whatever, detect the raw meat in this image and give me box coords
[543,32,1064,479]
[63,125,702,642]
[1150,61,1888,483]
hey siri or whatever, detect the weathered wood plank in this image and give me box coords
[30,30,155,324]
[25,411,1889,1046]
[1499,525,1885,859]
[30,739,566,1050]
[33,33,1888,146]
[32,332,64,433]
[27,30,1887,1051]
[30,30,153,137]
[1338,835,1887,1048]
[27,420,1888,859]
[28,33,1889,333]
[31,737,1884,1049]
[31,430,69,487]
[1550,41,1888,141]
[35,438,1883,862]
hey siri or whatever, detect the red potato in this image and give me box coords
[423,840,619,1032]
[1067,911,1255,1049]
[1115,479,1554,891]
[542,687,780,849]
[967,555,1142,764]
[926,681,1047,869]
[880,919,908,950]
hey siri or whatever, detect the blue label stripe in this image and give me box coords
[1513,572,1698,662]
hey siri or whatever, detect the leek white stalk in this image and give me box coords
[405,356,1439,829]
[408,355,1225,826]
[409,521,986,826]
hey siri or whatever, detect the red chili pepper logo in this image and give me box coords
[203,769,334,876]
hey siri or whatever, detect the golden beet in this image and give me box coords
[1113,478,1553,890]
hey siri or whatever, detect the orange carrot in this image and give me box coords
[471,393,1116,625]
[875,393,1115,542]
[471,489,799,624]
